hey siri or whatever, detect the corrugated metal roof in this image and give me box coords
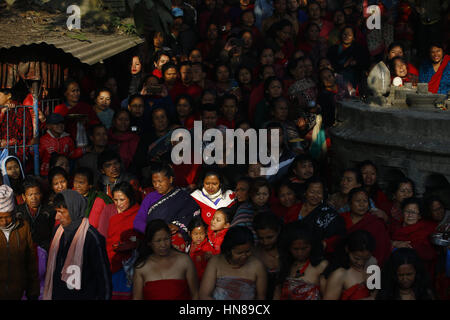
[1,34,144,65]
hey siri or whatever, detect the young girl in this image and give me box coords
[188,216,214,281]
[376,248,434,300]
[323,230,377,300]
[0,155,25,204]
[208,207,233,254]
[190,170,235,226]
[274,221,328,300]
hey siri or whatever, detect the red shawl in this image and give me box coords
[271,202,302,223]
[390,220,437,261]
[207,227,229,254]
[143,279,191,300]
[428,55,450,94]
[341,283,370,300]
[189,238,215,281]
[106,203,140,273]
[341,212,392,266]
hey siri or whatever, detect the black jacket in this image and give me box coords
[15,203,55,252]
[52,226,112,300]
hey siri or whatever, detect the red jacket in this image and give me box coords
[39,131,84,176]
[207,227,229,254]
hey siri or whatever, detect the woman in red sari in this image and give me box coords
[389,197,437,281]
[271,180,302,223]
[105,182,141,300]
[419,42,450,95]
[132,219,198,300]
[386,178,415,225]
[358,160,392,214]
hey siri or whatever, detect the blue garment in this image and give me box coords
[96,108,114,129]
[419,57,450,95]
[254,0,273,30]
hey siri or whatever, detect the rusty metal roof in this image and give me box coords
[0,9,144,65]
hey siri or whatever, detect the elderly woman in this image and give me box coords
[0,184,39,300]
[419,42,450,94]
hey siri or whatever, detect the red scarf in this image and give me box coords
[428,55,450,94]
[207,227,229,254]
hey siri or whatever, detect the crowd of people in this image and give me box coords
[0,0,450,300]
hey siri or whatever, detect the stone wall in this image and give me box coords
[329,99,450,204]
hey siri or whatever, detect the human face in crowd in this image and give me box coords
[334,10,345,26]
[164,67,178,84]
[73,174,91,197]
[430,46,444,64]
[5,159,21,179]
[242,32,253,49]
[248,163,262,178]
[279,185,297,208]
[350,191,369,216]
[202,110,218,130]
[190,225,206,245]
[152,109,169,133]
[308,3,321,21]
[430,200,445,222]
[235,180,250,203]
[394,182,414,204]
[95,90,111,111]
[64,82,80,105]
[252,186,270,207]
[292,60,305,80]
[273,0,287,14]
[0,211,13,228]
[55,206,71,228]
[114,111,131,133]
[128,97,145,118]
[397,264,416,290]
[152,172,174,195]
[131,56,142,75]
[348,249,371,271]
[260,48,275,66]
[403,203,421,226]
[176,98,192,118]
[278,25,292,43]
[241,11,255,27]
[341,27,354,45]
[287,0,299,13]
[202,92,216,105]
[305,182,323,207]
[91,126,108,148]
[55,156,70,174]
[320,69,336,88]
[290,239,311,263]
[319,59,332,71]
[210,211,230,231]
[262,66,276,79]
[256,228,279,250]
[394,60,408,78]
[216,65,230,83]
[153,31,164,48]
[229,242,252,267]
[303,58,314,78]
[238,68,252,85]
[307,24,320,42]
[273,100,289,121]
[203,174,221,195]
[0,91,12,105]
[180,65,193,85]
[104,77,118,95]
[340,171,361,195]
[101,159,121,180]
[150,229,171,256]
[222,98,237,121]
[155,54,170,71]
[113,191,131,213]
[189,49,202,63]
[52,174,68,194]
[205,0,216,10]
[240,0,250,8]
[361,164,376,187]
[23,186,42,209]
[388,45,404,60]
[207,23,218,41]
[294,160,314,181]
[267,80,283,98]
[191,64,205,83]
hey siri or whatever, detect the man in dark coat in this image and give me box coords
[43,189,112,300]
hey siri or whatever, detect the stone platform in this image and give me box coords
[329,99,450,203]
